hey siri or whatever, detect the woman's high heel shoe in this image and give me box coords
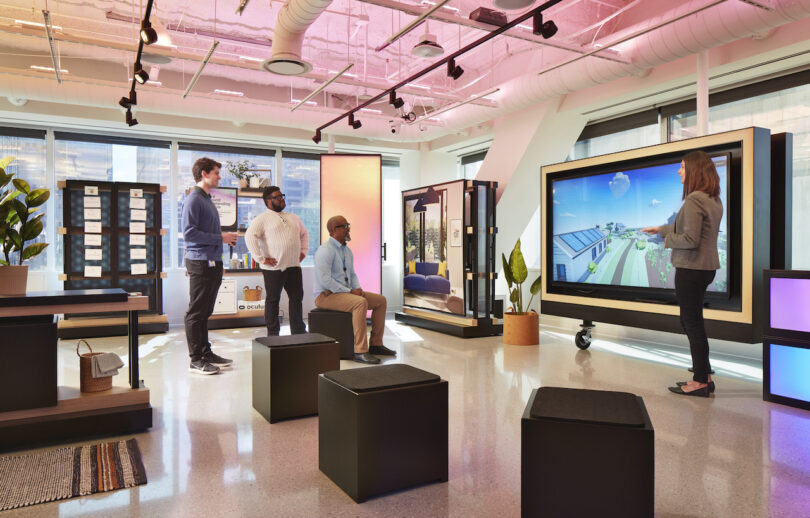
[677,381,715,393]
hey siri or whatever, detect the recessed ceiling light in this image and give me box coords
[214,89,244,97]
[360,108,382,114]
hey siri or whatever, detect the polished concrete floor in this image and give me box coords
[5,316,810,517]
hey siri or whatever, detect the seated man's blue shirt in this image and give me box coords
[313,237,361,297]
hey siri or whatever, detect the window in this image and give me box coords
[0,128,47,270]
[54,133,171,270]
[177,143,275,267]
[460,150,487,179]
[281,152,320,265]
[569,111,660,160]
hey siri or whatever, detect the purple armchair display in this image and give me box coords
[404,262,450,295]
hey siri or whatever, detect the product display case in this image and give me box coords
[58,180,168,338]
[395,179,502,337]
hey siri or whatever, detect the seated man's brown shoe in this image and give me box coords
[353,353,381,364]
[369,345,397,356]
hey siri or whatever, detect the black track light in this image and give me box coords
[389,90,405,109]
[125,109,138,127]
[532,12,558,39]
[348,113,362,130]
[134,64,149,84]
[140,21,158,45]
[312,130,322,144]
[119,96,132,109]
[447,58,464,80]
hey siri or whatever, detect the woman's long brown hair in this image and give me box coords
[682,150,720,200]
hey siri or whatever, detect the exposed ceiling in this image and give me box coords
[0,0,808,143]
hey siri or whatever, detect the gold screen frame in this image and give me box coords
[541,127,760,325]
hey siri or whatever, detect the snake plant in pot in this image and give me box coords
[0,156,50,295]
[502,238,541,345]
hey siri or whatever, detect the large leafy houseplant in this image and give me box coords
[501,238,541,314]
[0,156,50,266]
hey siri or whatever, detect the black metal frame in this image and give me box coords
[762,336,810,412]
[763,269,810,342]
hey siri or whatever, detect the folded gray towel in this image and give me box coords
[91,352,124,378]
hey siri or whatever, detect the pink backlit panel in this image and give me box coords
[320,155,381,295]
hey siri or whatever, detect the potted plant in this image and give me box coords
[226,159,258,189]
[0,157,50,295]
[501,238,541,345]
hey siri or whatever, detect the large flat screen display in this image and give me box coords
[551,154,729,294]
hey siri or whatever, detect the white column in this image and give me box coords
[696,49,709,137]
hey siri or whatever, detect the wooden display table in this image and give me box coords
[0,288,152,451]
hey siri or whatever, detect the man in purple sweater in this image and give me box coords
[182,158,238,375]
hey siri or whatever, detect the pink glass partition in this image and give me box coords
[320,154,381,296]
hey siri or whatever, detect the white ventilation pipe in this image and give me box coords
[264,0,333,75]
[438,0,810,130]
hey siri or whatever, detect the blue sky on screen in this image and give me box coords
[552,158,727,236]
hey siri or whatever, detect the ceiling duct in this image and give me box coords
[264,0,333,76]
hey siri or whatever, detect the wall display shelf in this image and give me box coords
[0,289,152,451]
[395,180,502,338]
[58,180,168,338]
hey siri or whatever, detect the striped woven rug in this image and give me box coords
[0,438,147,511]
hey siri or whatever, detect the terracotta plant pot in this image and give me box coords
[0,265,29,296]
[503,310,539,345]
[238,178,248,189]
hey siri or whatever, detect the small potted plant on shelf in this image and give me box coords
[226,159,265,189]
[0,156,50,295]
[501,238,541,345]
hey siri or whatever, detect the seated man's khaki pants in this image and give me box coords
[314,291,386,353]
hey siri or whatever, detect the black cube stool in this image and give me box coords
[308,308,355,360]
[521,387,654,518]
[318,364,448,502]
[252,333,339,423]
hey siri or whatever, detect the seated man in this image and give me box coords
[313,215,396,364]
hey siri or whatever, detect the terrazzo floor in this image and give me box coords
[4,315,809,517]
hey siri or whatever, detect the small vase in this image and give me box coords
[249,177,261,188]
[0,265,29,296]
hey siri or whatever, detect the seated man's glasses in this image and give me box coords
[335,223,351,229]
[270,193,286,200]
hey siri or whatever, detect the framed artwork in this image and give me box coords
[450,219,462,247]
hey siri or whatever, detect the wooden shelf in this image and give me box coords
[0,295,148,318]
[0,384,149,424]
[401,307,479,327]
[59,272,166,281]
[59,313,168,329]
[223,269,263,276]
[210,309,263,319]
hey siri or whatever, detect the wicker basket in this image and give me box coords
[76,339,113,393]
[243,285,263,301]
